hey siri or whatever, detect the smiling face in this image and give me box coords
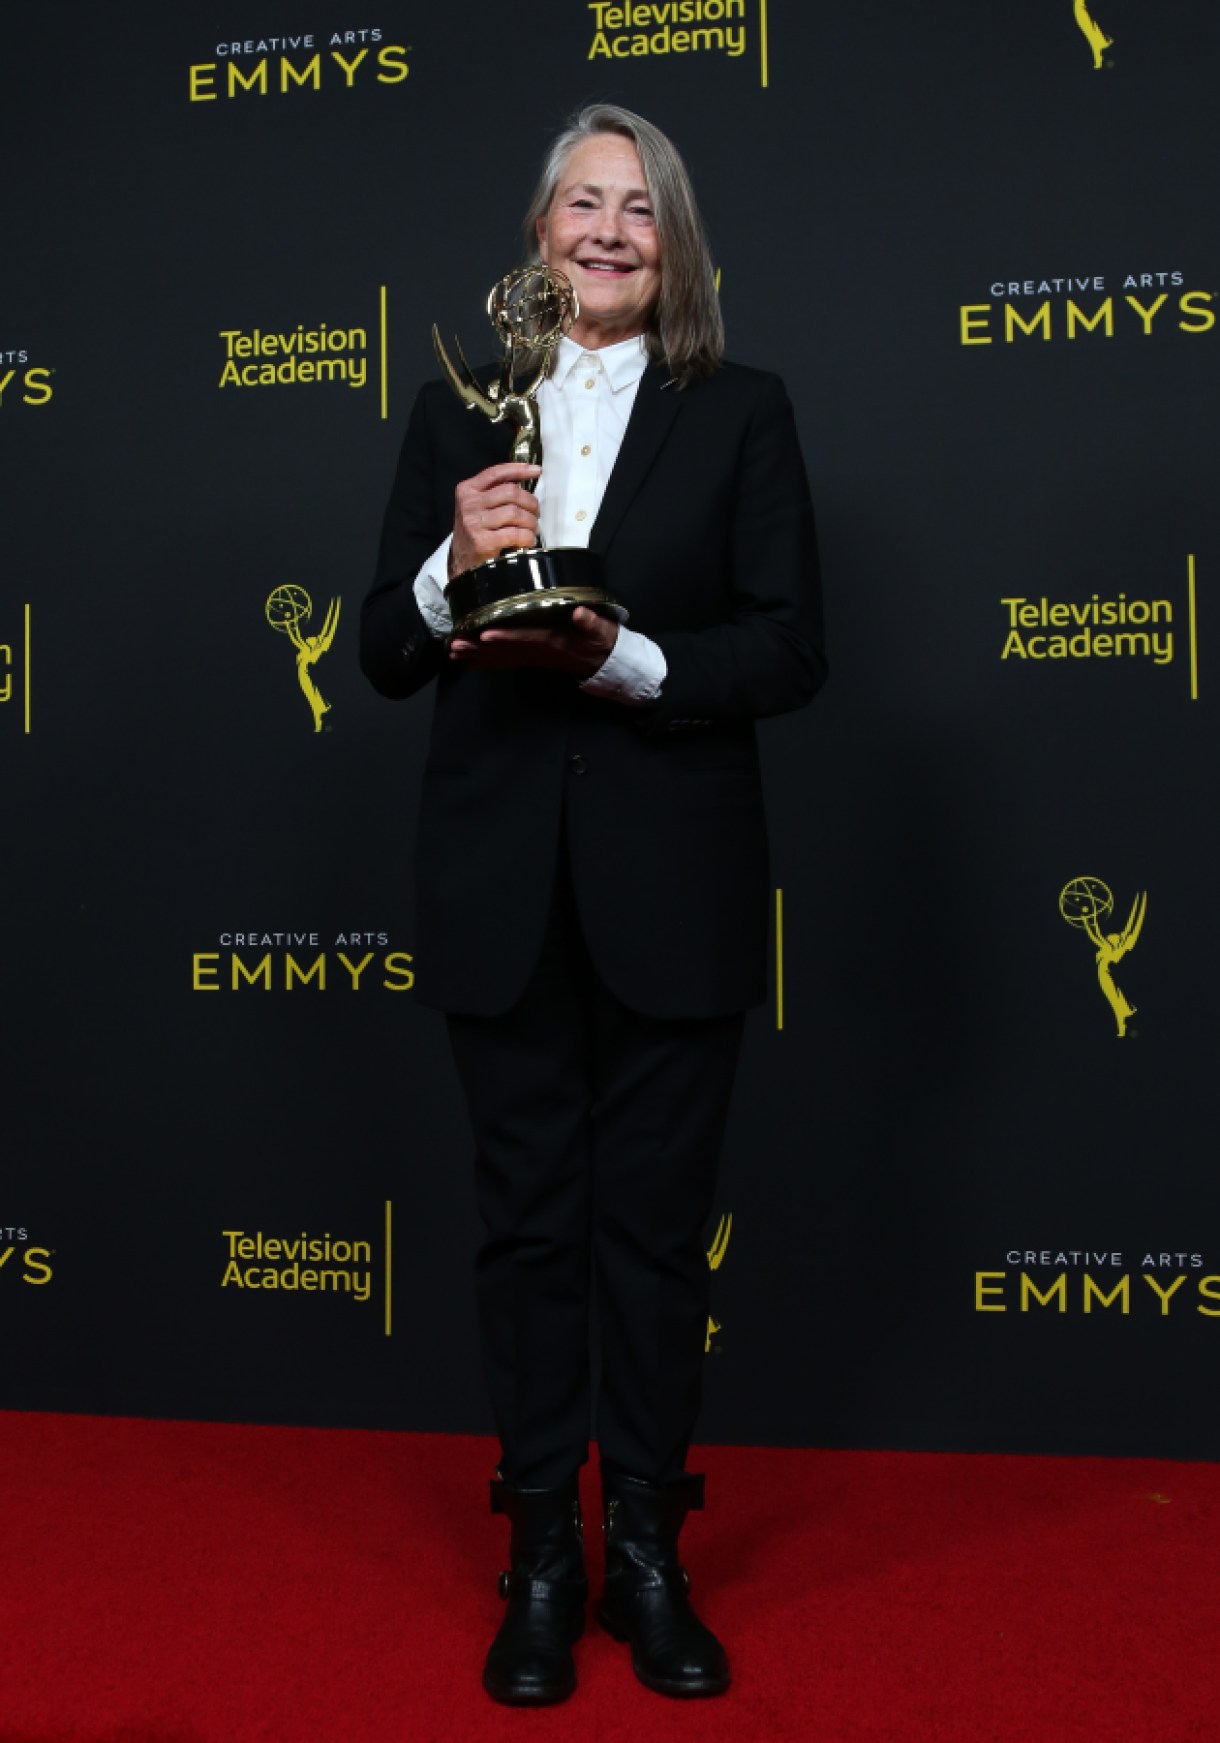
[535,133,661,351]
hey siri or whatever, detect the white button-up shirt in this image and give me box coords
[412,332,667,704]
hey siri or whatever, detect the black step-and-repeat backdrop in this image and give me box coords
[6,2,1219,1458]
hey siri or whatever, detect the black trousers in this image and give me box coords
[447,857,744,1489]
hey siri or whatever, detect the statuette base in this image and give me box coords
[447,547,627,638]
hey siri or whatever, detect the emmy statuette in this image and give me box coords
[432,265,627,637]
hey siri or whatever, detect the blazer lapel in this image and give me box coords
[590,362,683,557]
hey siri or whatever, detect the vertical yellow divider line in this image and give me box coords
[379,284,389,421]
[775,887,784,1031]
[1188,552,1198,700]
[759,0,769,87]
[384,1199,393,1336]
[23,603,31,734]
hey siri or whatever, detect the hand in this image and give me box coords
[450,607,619,675]
[450,462,541,576]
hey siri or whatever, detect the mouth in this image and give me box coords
[576,258,637,277]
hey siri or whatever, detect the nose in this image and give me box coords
[590,205,627,249]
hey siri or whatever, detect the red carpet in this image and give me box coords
[0,1413,1212,1743]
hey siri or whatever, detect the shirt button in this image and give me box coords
[584,377,596,389]
[575,510,587,522]
[580,444,591,456]
[570,753,588,775]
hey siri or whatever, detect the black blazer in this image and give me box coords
[361,358,826,1018]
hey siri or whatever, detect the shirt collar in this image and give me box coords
[551,331,649,393]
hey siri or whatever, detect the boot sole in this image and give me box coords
[482,1673,577,1706]
[596,1604,730,1697]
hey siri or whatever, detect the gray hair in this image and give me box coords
[522,103,723,386]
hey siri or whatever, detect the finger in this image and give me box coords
[479,623,594,649]
[473,504,540,531]
[452,630,556,655]
[464,482,541,511]
[466,463,543,490]
[450,644,531,666]
[465,530,538,560]
[568,607,617,650]
[476,627,561,645]
[453,644,585,671]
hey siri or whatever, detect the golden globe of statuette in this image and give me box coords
[487,265,576,357]
[1059,875,1114,929]
[265,583,312,632]
[431,264,627,637]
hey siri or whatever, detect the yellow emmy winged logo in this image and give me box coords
[705,1212,732,1353]
[1074,0,1113,69]
[1060,876,1147,1037]
[265,585,341,732]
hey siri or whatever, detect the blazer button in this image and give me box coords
[570,753,588,775]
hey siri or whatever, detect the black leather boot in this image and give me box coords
[597,1468,730,1697]
[482,1477,587,1705]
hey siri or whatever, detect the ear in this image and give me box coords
[535,214,549,262]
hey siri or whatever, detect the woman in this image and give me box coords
[361,103,825,1704]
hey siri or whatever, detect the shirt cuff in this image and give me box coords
[413,535,453,638]
[579,625,667,704]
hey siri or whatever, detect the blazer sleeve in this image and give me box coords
[646,371,826,724]
[360,384,449,701]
